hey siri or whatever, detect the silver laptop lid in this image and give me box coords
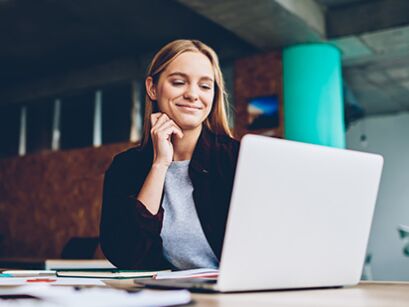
[218,135,383,292]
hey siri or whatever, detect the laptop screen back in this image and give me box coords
[218,135,383,292]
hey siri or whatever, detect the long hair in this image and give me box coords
[141,39,233,147]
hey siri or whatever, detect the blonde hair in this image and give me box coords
[141,39,233,146]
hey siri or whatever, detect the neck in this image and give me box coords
[172,125,203,161]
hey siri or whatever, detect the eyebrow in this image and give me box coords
[167,72,214,82]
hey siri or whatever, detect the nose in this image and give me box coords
[183,85,199,101]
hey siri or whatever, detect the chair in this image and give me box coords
[61,237,99,259]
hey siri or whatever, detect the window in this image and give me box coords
[0,81,142,157]
[0,104,20,158]
[60,91,94,150]
[102,83,132,144]
[26,100,53,153]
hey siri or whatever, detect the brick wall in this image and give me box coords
[234,51,284,139]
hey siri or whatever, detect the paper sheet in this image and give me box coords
[0,277,105,286]
[155,268,219,279]
[0,284,191,307]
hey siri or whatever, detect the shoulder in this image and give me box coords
[104,144,153,193]
[197,126,241,159]
[113,145,143,162]
[214,134,240,146]
[204,132,240,171]
[213,133,240,157]
[107,144,152,174]
[207,133,240,179]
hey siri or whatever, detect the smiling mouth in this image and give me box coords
[175,103,203,110]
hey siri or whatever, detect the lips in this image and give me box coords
[175,103,203,110]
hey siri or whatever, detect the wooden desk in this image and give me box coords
[190,282,409,306]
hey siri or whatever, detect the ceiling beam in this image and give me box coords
[176,0,325,50]
[0,58,147,106]
[327,0,409,38]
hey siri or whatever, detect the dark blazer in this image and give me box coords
[99,126,240,269]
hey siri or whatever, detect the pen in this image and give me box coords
[26,278,56,283]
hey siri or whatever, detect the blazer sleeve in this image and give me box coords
[99,154,170,270]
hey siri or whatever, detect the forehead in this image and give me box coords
[163,51,214,79]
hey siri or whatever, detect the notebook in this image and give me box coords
[0,258,115,270]
[45,259,115,270]
[56,269,169,279]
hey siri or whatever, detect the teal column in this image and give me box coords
[283,44,345,148]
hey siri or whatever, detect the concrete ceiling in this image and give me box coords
[178,0,409,116]
[1,0,409,116]
[0,0,255,97]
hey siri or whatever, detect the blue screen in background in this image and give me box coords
[247,95,279,130]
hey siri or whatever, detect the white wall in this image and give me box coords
[347,112,409,281]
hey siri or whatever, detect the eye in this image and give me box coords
[171,79,185,86]
[200,83,212,90]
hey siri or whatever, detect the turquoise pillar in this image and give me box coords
[283,44,345,148]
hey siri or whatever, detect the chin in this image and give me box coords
[175,119,203,131]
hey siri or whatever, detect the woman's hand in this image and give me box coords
[150,113,184,167]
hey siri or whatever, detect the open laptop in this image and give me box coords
[138,134,384,292]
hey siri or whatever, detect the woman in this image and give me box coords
[100,39,239,270]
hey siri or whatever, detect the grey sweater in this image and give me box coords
[160,160,219,270]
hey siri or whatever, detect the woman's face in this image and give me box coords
[149,51,215,131]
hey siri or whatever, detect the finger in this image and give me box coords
[151,112,169,128]
[171,123,184,139]
[150,113,163,127]
[159,125,183,141]
[155,116,174,131]
[156,120,184,139]
[153,125,174,143]
[155,119,175,135]
[171,126,184,139]
[169,121,183,138]
[151,119,173,140]
[151,113,169,130]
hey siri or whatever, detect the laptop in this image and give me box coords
[138,134,384,292]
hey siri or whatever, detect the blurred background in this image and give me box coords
[0,0,409,281]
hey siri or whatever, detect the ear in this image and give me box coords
[145,77,157,101]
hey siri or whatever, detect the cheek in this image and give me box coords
[203,90,215,107]
[202,98,214,119]
[162,83,183,98]
[156,84,179,111]
[206,97,215,116]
